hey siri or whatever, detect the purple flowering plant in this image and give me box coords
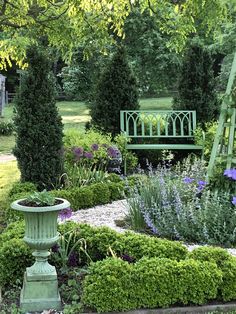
[52,229,92,270]
[224,168,236,181]
[58,207,73,221]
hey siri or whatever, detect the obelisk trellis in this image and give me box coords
[207,53,236,178]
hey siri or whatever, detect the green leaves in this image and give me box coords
[26,190,56,206]
[0,0,231,68]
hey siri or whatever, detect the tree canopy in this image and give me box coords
[0,0,232,69]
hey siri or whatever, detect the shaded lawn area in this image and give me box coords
[0,97,173,154]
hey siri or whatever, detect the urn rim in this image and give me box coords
[11,198,70,212]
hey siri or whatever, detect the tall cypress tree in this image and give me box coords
[90,46,139,136]
[13,46,64,190]
[173,40,219,126]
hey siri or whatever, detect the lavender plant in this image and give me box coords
[127,158,236,246]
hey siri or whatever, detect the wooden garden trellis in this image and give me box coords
[207,53,236,178]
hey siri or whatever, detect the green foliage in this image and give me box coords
[64,128,138,175]
[90,183,111,205]
[107,181,125,201]
[59,267,87,314]
[114,133,138,173]
[26,189,56,206]
[124,9,180,96]
[8,181,37,197]
[189,246,236,301]
[59,222,188,265]
[208,161,235,195]
[188,246,232,268]
[194,121,218,161]
[90,46,139,136]
[216,53,234,92]
[173,39,220,126]
[0,120,14,136]
[82,257,222,312]
[0,0,230,70]
[53,180,125,211]
[82,258,134,312]
[4,191,32,223]
[111,232,188,262]
[63,165,108,189]
[0,221,25,246]
[60,64,92,101]
[52,187,94,210]
[64,129,112,150]
[0,238,33,288]
[13,46,64,190]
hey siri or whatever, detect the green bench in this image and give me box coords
[120,110,203,173]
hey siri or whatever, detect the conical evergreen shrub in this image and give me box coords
[13,46,64,190]
[90,46,139,136]
[173,40,219,126]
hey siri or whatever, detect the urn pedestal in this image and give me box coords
[11,198,70,313]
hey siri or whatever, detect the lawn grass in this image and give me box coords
[0,161,19,194]
[0,97,173,154]
[140,97,172,110]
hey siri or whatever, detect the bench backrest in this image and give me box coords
[120,110,197,138]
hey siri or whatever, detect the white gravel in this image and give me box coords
[64,199,129,233]
[60,199,236,257]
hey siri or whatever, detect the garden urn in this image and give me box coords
[11,197,70,313]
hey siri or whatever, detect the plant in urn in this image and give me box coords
[11,190,70,312]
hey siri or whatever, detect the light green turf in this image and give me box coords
[0,161,19,193]
[0,98,173,154]
[140,97,172,110]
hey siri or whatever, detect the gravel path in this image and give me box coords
[63,199,129,233]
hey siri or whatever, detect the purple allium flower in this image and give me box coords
[84,151,93,159]
[232,197,236,206]
[51,243,60,253]
[67,251,78,267]
[121,254,135,263]
[107,146,119,158]
[224,169,236,180]
[73,147,84,157]
[59,207,73,221]
[91,143,99,151]
[183,177,194,184]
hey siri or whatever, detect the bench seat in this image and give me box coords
[126,144,203,150]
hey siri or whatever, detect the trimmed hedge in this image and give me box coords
[59,222,188,264]
[52,181,125,210]
[0,238,33,288]
[82,257,222,312]
[188,246,236,302]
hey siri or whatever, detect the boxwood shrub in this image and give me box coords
[59,223,188,264]
[82,257,222,312]
[0,238,33,288]
[188,246,236,301]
